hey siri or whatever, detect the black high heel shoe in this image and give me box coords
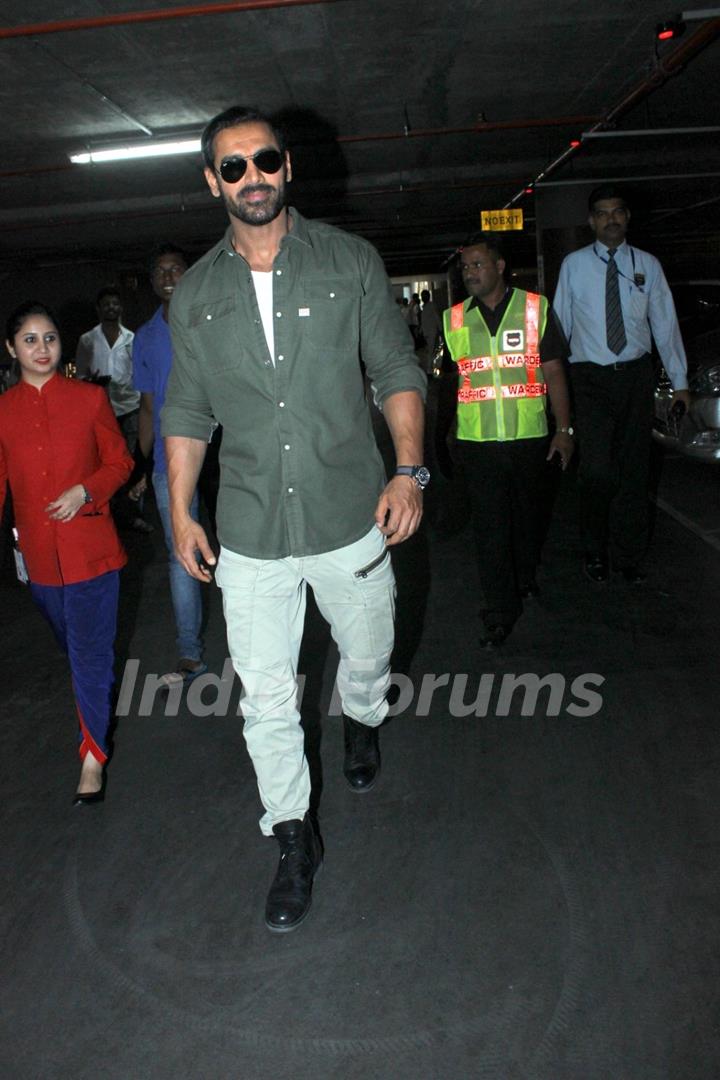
[73,770,107,806]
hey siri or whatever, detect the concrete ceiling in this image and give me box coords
[1,0,719,277]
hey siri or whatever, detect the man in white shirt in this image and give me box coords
[553,185,689,584]
[75,288,139,422]
[75,287,150,532]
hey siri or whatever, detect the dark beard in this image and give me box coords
[223,180,286,226]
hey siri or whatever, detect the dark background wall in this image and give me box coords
[2,260,158,363]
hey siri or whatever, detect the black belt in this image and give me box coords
[573,354,651,372]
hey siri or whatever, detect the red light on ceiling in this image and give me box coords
[524,187,534,195]
[655,17,685,41]
[570,139,581,148]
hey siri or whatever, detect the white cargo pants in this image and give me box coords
[215,526,396,835]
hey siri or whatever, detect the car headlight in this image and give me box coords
[690,364,720,395]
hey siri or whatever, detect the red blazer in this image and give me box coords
[0,374,133,586]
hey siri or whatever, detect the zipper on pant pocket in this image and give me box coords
[353,548,389,579]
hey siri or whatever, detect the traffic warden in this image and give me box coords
[444,232,574,646]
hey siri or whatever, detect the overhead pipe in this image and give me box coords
[652,189,720,224]
[348,177,528,197]
[0,0,340,39]
[335,115,602,145]
[504,16,720,208]
[531,170,720,187]
[582,125,720,138]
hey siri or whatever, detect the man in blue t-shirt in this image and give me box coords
[133,244,207,686]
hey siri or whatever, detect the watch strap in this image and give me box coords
[395,465,430,490]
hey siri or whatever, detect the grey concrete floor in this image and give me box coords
[2,401,719,1079]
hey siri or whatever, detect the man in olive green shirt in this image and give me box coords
[162,105,427,933]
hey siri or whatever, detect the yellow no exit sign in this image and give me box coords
[480,208,524,231]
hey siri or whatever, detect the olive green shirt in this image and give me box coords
[162,208,426,558]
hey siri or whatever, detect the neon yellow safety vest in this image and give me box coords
[443,288,549,443]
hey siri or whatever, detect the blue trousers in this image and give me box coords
[30,571,120,762]
[153,471,203,661]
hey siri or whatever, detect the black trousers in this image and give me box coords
[455,437,548,628]
[570,356,654,568]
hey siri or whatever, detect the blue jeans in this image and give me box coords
[153,471,203,661]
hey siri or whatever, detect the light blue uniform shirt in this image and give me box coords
[553,240,688,389]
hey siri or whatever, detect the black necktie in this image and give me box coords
[605,249,627,355]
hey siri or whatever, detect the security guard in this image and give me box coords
[553,185,689,583]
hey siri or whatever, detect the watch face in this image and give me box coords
[415,466,431,488]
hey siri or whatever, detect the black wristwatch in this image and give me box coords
[82,487,93,504]
[395,465,431,490]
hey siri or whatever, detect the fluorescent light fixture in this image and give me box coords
[70,137,201,164]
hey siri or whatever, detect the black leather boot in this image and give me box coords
[343,715,380,792]
[265,814,322,933]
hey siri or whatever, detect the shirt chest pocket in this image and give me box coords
[108,343,133,384]
[627,286,649,321]
[300,277,363,350]
[188,296,240,371]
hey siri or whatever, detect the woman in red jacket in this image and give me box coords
[1,301,133,804]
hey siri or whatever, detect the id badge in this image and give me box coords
[12,528,29,585]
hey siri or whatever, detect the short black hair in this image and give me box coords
[201,105,287,170]
[95,286,121,306]
[461,232,508,263]
[6,300,59,344]
[149,242,190,274]
[588,184,629,213]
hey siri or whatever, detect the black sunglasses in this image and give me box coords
[218,148,284,184]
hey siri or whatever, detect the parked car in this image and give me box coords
[653,280,720,462]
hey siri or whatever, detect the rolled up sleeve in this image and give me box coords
[162,301,216,442]
[358,242,427,407]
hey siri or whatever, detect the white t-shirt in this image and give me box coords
[251,270,275,363]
